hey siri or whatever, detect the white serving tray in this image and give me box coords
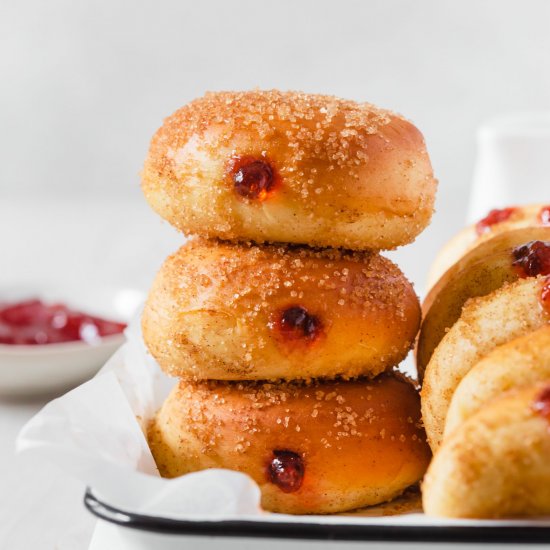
[84,487,550,545]
[16,315,550,548]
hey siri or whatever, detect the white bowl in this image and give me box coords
[0,284,145,396]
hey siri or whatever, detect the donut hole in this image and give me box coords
[267,450,304,493]
[276,305,323,343]
[228,156,278,201]
[512,240,550,277]
[475,207,516,235]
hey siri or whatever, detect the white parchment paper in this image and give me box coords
[15,315,550,528]
[16,316,263,520]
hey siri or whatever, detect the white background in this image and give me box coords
[1,1,550,548]
[2,0,550,287]
[2,0,550,200]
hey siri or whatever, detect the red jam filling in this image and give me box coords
[277,306,322,342]
[228,156,277,200]
[532,384,550,422]
[539,206,550,226]
[267,450,304,493]
[0,299,126,345]
[512,241,550,277]
[541,277,550,315]
[475,207,516,235]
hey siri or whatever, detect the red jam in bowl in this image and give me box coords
[0,299,126,345]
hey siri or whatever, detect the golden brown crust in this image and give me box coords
[423,382,550,518]
[421,276,550,451]
[142,238,421,381]
[445,325,550,437]
[148,373,431,514]
[142,90,437,250]
[417,226,550,379]
[426,203,550,289]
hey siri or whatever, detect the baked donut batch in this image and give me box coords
[139,90,549,520]
[420,204,550,518]
[141,90,436,514]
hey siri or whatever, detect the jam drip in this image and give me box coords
[532,384,550,423]
[229,156,276,200]
[475,207,516,235]
[541,277,550,315]
[278,306,322,342]
[539,206,550,226]
[267,450,304,493]
[512,241,550,277]
[0,299,126,345]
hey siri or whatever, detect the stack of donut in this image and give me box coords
[140,90,436,514]
[419,204,550,518]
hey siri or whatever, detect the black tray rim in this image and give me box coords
[84,488,550,543]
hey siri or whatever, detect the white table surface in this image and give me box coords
[0,191,466,549]
[0,194,184,549]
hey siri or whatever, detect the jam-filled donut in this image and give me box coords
[142,90,437,250]
[427,203,550,289]
[142,239,420,381]
[417,227,550,379]
[445,325,550,437]
[421,276,550,451]
[148,373,431,514]
[423,382,550,518]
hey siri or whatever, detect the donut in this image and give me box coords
[423,382,550,518]
[148,373,431,514]
[445,325,550,437]
[141,90,437,250]
[417,227,550,379]
[421,275,550,451]
[142,238,421,381]
[427,203,550,289]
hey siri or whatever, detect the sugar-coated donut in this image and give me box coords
[417,227,550,380]
[148,373,431,514]
[421,276,550,451]
[426,203,550,289]
[142,90,437,250]
[423,382,550,518]
[142,238,420,381]
[445,326,550,438]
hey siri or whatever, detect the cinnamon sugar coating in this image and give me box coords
[148,373,431,514]
[141,238,421,381]
[445,325,550,437]
[427,203,550,289]
[141,91,431,514]
[417,225,550,380]
[421,276,550,451]
[424,382,550,518]
[142,90,437,250]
